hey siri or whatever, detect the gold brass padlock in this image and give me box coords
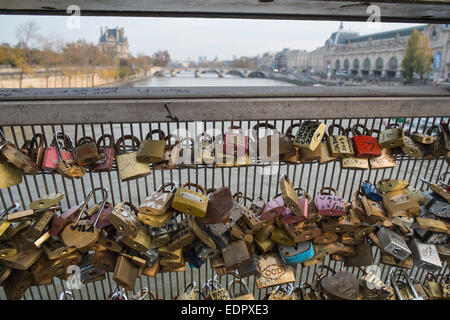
[30,193,64,211]
[171,182,208,218]
[376,179,409,193]
[293,120,326,151]
[271,227,296,246]
[424,274,443,300]
[401,135,423,158]
[327,124,354,157]
[280,175,303,216]
[382,189,420,218]
[42,237,76,260]
[378,124,405,149]
[113,255,139,291]
[110,201,142,238]
[120,225,151,252]
[61,188,109,250]
[0,153,23,189]
[115,135,151,182]
[137,129,166,163]
[138,208,174,228]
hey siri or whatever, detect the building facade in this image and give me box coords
[307,23,450,80]
[287,49,308,72]
[98,26,129,60]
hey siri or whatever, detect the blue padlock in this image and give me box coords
[185,245,205,268]
[278,241,315,265]
[362,181,383,202]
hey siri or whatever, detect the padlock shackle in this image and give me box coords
[156,182,178,193]
[285,122,301,139]
[438,171,449,187]
[232,192,253,205]
[251,123,279,141]
[385,123,401,129]
[327,124,347,137]
[351,124,372,137]
[294,187,311,200]
[0,202,21,219]
[53,131,76,159]
[181,182,207,195]
[145,129,166,141]
[319,187,338,196]
[165,134,180,147]
[96,134,115,149]
[75,136,95,147]
[115,135,141,155]
[389,267,420,300]
[74,187,109,226]
[0,128,6,145]
[425,125,442,137]
[22,133,45,157]
[227,278,250,298]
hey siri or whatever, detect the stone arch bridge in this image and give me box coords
[148,67,266,78]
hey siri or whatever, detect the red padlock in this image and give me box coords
[223,125,249,156]
[350,124,382,158]
[261,195,286,221]
[90,134,115,172]
[41,131,75,172]
[315,187,346,216]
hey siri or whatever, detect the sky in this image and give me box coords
[0,15,423,61]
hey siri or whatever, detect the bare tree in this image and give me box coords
[15,21,40,88]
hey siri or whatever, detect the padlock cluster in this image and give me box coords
[0,171,449,300]
[1,121,449,189]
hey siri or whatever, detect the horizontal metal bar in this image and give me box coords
[1,96,449,125]
[1,86,449,101]
[1,0,450,23]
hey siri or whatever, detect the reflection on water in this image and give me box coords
[132,71,295,87]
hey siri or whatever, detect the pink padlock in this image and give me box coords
[261,195,286,220]
[281,190,309,224]
[315,187,346,216]
[223,125,249,156]
[42,131,75,172]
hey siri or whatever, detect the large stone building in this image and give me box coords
[307,23,450,80]
[98,26,129,60]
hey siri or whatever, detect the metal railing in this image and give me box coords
[0,86,449,299]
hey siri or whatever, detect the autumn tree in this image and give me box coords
[151,50,170,67]
[402,29,433,83]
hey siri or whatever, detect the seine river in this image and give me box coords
[131,71,295,87]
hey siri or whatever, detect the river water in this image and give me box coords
[131,71,295,87]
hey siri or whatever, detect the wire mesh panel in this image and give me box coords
[0,103,449,299]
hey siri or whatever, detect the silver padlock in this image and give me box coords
[79,253,105,283]
[415,228,449,245]
[140,249,159,267]
[377,227,411,261]
[422,191,449,218]
[193,239,221,260]
[408,238,442,272]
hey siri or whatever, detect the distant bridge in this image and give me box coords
[148,67,267,78]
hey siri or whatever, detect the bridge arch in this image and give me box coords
[248,71,266,78]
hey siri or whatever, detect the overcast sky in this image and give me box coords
[0,15,423,61]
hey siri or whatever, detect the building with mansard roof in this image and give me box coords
[307,23,450,80]
[98,26,129,60]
